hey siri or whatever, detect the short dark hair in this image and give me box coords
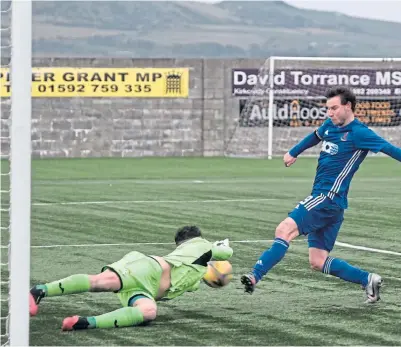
[325,86,356,112]
[174,225,202,245]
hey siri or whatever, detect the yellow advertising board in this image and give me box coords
[0,67,189,98]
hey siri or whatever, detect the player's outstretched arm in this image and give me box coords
[289,131,321,158]
[380,143,401,162]
[211,239,233,260]
[354,127,401,162]
[284,119,329,165]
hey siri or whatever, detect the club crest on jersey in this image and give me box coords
[341,132,349,141]
[321,140,338,155]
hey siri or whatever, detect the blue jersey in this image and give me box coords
[312,118,389,209]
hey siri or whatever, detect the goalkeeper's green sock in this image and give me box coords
[35,274,91,297]
[92,306,145,328]
[62,307,145,330]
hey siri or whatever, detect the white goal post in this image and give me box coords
[1,1,32,346]
[227,56,401,159]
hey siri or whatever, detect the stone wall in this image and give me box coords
[1,58,400,158]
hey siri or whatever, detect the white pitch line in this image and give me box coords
[32,177,401,186]
[335,241,401,256]
[31,198,281,206]
[31,196,385,207]
[18,239,401,257]
[28,239,289,249]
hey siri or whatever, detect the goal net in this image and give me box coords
[1,1,32,346]
[225,57,401,158]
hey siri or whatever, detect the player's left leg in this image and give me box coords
[241,194,325,294]
[62,295,156,331]
[308,219,382,303]
[30,270,121,316]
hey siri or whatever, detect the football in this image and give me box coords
[203,260,233,288]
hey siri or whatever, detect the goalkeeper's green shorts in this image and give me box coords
[101,251,162,307]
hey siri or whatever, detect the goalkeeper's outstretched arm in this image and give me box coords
[211,239,233,260]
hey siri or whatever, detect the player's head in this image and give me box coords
[174,225,202,245]
[325,86,356,127]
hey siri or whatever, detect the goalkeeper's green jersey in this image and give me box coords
[161,237,233,300]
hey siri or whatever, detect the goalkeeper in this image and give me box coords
[29,225,233,331]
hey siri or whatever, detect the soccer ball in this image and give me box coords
[203,261,233,288]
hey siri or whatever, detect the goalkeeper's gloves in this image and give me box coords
[212,238,233,260]
[213,238,230,247]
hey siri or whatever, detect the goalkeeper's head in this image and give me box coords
[174,225,202,245]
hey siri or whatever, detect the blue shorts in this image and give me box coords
[288,193,344,252]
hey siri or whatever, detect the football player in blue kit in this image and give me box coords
[241,86,401,303]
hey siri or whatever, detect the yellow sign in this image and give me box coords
[0,68,189,98]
